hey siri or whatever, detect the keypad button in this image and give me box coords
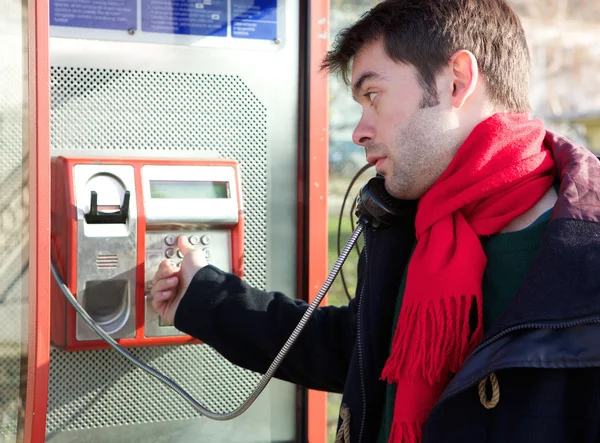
[203,248,212,259]
[201,235,212,245]
[189,235,200,245]
[165,248,176,258]
[177,249,184,258]
[164,235,176,246]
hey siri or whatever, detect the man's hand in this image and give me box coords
[150,235,208,325]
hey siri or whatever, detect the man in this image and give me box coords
[151,0,600,441]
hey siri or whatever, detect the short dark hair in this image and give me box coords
[322,0,531,113]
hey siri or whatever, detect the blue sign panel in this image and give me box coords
[141,0,227,36]
[231,0,277,40]
[50,0,137,31]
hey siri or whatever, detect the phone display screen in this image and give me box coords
[150,180,230,199]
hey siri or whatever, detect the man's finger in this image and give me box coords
[153,261,178,284]
[177,235,195,255]
[155,290,172,302]
[153,260,171,284]
[154,276,178,292]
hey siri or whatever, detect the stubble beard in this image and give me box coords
[387,105,462,200]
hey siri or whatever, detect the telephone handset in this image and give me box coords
[355,176,418,230]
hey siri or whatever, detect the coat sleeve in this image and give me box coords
[174,264,361,393]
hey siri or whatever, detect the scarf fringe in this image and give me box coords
[389,420,422,443]
[381,294,483,384]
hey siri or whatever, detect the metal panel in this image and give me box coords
[47,1,299,441]
[73,165,138,341]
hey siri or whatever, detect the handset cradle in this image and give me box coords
[84,190,130,224]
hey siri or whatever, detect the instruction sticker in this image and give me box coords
[231,0,277,40]
[141,0,228,36]
[50,0,281,45]
[50,0,137,31]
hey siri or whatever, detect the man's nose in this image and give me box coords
[352,117,374,146]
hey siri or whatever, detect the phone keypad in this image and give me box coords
[145,230,230,290]
[145,229,232,336]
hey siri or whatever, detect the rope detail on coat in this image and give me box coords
[335,405,351,443]
[478,372,500,409]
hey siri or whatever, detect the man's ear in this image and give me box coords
[448,50,479,109]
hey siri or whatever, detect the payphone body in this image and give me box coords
[51,156,244,351]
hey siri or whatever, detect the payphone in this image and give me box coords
[51,156,244,351]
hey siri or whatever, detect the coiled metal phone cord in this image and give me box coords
[51,222,364,421]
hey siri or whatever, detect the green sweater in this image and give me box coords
[376,210,551,443]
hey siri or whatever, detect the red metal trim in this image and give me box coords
[134,162,146,343]
[306,0,330,441]
[24,0,51,440]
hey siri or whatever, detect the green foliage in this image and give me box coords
[327,214,361,307]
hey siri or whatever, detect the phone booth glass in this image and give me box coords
[0,1,30,441]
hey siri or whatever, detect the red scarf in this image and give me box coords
[381,113,555,443]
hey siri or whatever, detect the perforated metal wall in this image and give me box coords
[48,67,273,434]
[50,66,267,289]
[47,345,259,432]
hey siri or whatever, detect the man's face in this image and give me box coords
[351,40,463,199]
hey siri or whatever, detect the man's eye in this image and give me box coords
[365,92,378,103]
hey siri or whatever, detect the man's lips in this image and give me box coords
[366,156,386,173]
[366,155,385,166]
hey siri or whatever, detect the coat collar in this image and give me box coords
[545,130,600,223]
